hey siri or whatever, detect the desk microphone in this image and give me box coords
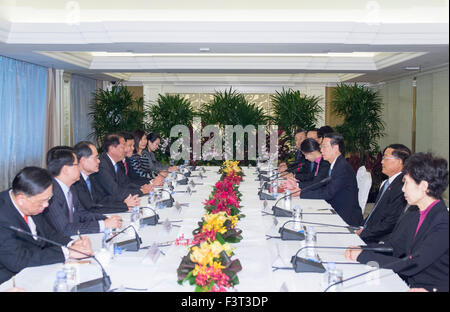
[104,224,142,251]
[8,225,111,292]
[272,176,331,217]
[323,253,418,292]
[155,188,175,207]
[139,206,159,226]
[291,245,394,273]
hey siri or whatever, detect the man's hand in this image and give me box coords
[355,228,363,236]
[280,177,301,194]
[278,163,287,173]
[168,166,178,172]
[69,236,93,259]
[104,215,123,229]
[140,183,153,194]
[152,175,165,186]
[158,170,169,178]
[124,194,140,208]
[344,246,362,261]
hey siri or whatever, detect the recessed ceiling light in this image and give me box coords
[404,66,421,71]
[199,48,211,52]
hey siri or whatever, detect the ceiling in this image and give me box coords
[0,0,448,85]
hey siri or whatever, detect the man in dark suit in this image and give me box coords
[278,129,313,182]
[0,167,92,284]
[72,141,138,214]
[93,134,151,204]
[357,144,411,243]
[282,133,363,227]
[43,147,122,237]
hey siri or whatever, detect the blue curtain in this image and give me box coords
[71,74,97,144]
[0,56,47,190]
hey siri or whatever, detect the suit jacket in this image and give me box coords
[287,150,313,182]
[43,180,106,237]
[358,200,449,292]
[72,175,129,214]
[298,158,331,189]
[93,153,142,202]
[0,190,70,284]
[360,173,407,244]
[300,155,364,227]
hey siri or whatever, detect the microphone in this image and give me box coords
[323,253,418,292]
[8,225,111,292]
[272,176,331,217]
[155,188,175,207]
[139,206,160,226]
[104,225,142,251]
[291,245,394,274]
[277,219,360,241]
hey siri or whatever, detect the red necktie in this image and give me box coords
[23,215,28,224]
[123,160,128,175]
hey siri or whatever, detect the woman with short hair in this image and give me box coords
[345,152,449,292]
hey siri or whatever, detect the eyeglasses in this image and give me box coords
[26,195,53,206]
[382,156,397,160]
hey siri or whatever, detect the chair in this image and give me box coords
[356,166,372,215]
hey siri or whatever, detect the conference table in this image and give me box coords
[0,166,409,292]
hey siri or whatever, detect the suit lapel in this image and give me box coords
[411,201,443,249]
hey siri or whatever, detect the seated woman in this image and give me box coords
[142,132,178,178]
[128,130,165,186]
[345,152,449,292]
[297,138,330,189]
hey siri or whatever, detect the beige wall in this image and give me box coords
[375,66,449,204]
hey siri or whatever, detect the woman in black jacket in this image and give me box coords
[345,152,449,292]
[297,138,331,189]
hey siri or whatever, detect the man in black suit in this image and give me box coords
[278,129,313,182]
[72,141,139,214]
[282,133,363,227]
[43,147,122,237]
[346,152,449,292]
[0,167,92,284]
[357,144,411,243]
[93,134,152,204]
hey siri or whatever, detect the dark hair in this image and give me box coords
[74,141,96,161]
[300,138,321,154]
[294,128,306,136]
[324,132,345,154]
[147,132,161,143]
[46,146,76,177]
[102,133,122,153]
[383,144,411,165]
[403,152,449,199]
[12,167,53,196]
[133,129,147,153]
[118,131,134,141]
[318,126,334,138]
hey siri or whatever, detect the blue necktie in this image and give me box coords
[67,190,74,223]
[364,179,390,227]
[328,167,332,176]
[85,176,92,193]
[114,163,118,173]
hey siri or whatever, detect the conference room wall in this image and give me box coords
[376,66,449,205]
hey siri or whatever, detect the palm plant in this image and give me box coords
[270,88,323,138]
[148,94,196,138]
[88,83,147,147]
[331,83,385,162]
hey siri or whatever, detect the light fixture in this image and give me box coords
[199,48,211,52]
[404,66,421,71]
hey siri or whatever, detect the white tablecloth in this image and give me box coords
[0,166,409,292]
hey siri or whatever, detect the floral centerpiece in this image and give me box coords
[177,161,244,292]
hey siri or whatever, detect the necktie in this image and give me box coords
[123,160,128,175]
[67,190,74,223]
[328,167,332,177]
[364,179,390,227]
[23,215,28,224]
[85,176,93,198]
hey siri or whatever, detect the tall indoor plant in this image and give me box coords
[331,83,385,162]
[88,82,147,147]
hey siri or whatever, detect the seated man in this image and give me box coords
[278,129,313,182]
[282,133,363,227]
[357,144,411,243]
[44,146,122,237]
[72,141,140,214]
[0,167,92,284]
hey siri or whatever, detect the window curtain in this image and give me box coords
[0,56,47,190]
[71,74,97,144]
